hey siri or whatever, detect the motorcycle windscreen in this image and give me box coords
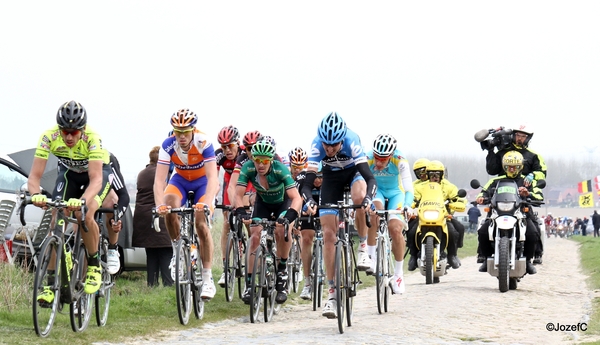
[493,180,519,203]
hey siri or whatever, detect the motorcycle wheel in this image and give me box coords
[498,237,510,293]
[425,237,434,285]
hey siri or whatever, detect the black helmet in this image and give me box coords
[56,101,87,129]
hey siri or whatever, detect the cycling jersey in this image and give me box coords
[237,160,296,204]
[215,147,239,205]
[307,128,367,171]
[158,129,216,181]
[34,125,109,173]
[366,149,414,209]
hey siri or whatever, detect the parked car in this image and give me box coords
[0,149,145,273]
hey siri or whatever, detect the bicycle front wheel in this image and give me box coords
[32,236,61,337]
[175,239,192,325]
[375,235,387,314]
[70,243,93,333]
[249,246,265,324]
[287,237,302,293]
[335,243,346,334]
[224,232,237,302]
[96,237,112,327]
[311,239,323,311]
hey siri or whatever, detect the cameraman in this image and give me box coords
[478,125,547,264]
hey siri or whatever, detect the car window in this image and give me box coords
[0,161,27,193]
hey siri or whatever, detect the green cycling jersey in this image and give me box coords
[237,160,296,204]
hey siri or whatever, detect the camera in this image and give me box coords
[474,127,513,151]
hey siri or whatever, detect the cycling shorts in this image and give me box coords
[165,173,209,205]
[54,164,113,207]
[373,188,405,221]
[319,166,364,217]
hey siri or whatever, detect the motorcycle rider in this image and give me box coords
[406,158,429,271]
[481,125,546,264]
[409,160,465,270]
[476,151,543,275]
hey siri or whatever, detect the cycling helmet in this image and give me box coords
[288,147,308,166]
[170,109,198,128]
[217,125,239,144]
[502,151,523,178]
[251,139,276,159]
[259,135,277,149]
[317,112,347,144]
[427,160,445,179]
[372,133,397,157]
[243,130,261,146]
[412,158,430,179]
[56,101,87,129]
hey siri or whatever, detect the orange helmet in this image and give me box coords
[170,109,197,128]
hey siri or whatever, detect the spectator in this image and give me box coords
[132,146,174,287]
[583,217,589,236]
[467,201,481,233]
[592,211,600,238]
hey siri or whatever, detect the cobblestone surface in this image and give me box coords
[96,237,598,345]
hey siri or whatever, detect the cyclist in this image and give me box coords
[28,100,116,301]
[301,112,377,319]
[233,139,302,305]
[226,130,261,209]
[365,134,413,294]
[406,158,429,271]
[214,125,243,287]
[153,109,219,300]
[288,147,323,300]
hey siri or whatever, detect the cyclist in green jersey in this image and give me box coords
[233,139,303,305]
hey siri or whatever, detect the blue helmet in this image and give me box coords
[318,112,347,144]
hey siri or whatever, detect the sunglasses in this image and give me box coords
[60,128,81,136]
[428,171,442,178]
[172,127,194,135]
[414,167,427,176]
[245,145,253,152]
[373,154,391,161]
[323,142,341,148]
[221,143,237,150]
[291,163,306,169]
[253,157,272,165]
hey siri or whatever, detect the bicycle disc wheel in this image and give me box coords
[95,237,113,327]
[32,236,61,337]
[224,233,237,302]
[376,236,386,314]
[249,246,264,324]
[175,239,192,325]
[70,243,93,332]
[335,244,346,334]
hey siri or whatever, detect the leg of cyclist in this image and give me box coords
[320,213,338,318]
[274,221,292,303]
[388,217,406,294]
[366,199,384,275]
[351,178,371,271]
[101,190,122,275]
[299,223,315,300]
[194,203,216,300]
[218,211,231,287]
[241,224,261,304]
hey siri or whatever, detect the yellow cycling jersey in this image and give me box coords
[34,125,109,173]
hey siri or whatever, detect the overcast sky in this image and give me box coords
[2,1,599,181]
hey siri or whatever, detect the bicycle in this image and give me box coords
[93,204,120,327]
[247,217,289,323]
[318,194,370,334]
[215,204,248,302]
[153,191,209,325]
[299,215,324,311]
[373,209,405,314]
[287,225,302,294]
[24,196,94,337]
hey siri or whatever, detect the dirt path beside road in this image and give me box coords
[102,237,598,345]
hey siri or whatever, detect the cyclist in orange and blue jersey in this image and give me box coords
[154,109,219,300]
[364,134,413,295]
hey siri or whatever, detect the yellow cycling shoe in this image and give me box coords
[37,286,54,306]
[84,265,102,294]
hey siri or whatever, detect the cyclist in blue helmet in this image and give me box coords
[301,112,377,319]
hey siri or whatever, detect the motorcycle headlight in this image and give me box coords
[497,201,515,212]
[423,210,440,220]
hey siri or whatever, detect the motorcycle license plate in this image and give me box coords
[496,216,516,229]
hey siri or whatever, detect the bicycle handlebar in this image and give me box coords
[19,195,88,231]
[317,203,372,228]
[249,218,290,242]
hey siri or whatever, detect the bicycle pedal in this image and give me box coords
[349,289,357,297]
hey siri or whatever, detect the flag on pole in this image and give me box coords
[579,193,594,208]
[595,176,600,190]
[578,180,592,193]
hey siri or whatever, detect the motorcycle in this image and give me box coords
[413,182,466,284]
[470,178,545,292]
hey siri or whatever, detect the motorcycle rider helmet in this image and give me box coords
[57,100,87,129]
[217,125,239,144]
[170,109,198,128]
[413,158,430,180]
[427,160,445,180]
[251,139,276,159]
[288,147,308,166]
[512,124,533,147]
[502,151,523,178]
[318,112,347,145]
[243,130,261,147]
[372,133,397,157]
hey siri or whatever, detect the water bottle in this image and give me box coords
[190,243,198,270]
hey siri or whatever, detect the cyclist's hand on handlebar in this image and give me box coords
[66,198,83,210]
[361,197,375,214]
[31,194,47,207]
[304,200,317,216]
[194,202,212,215]
[277,217,289,225]
[155,204,170,216]
[110,219,122,233]
[234,207,251,223]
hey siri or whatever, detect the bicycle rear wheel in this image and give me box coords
[175,239,192,325]
[287,237,302,293]
[249,246,264,323]
[346,243,356,327]
[70,243,93,332]
[263,259,276,322]
[224,232,237,302]
[335,243,346,334]
[32,236,61,337]
[192,248,205,320]
[95,236,112,327]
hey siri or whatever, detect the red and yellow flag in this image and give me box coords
[578,180,592,193]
